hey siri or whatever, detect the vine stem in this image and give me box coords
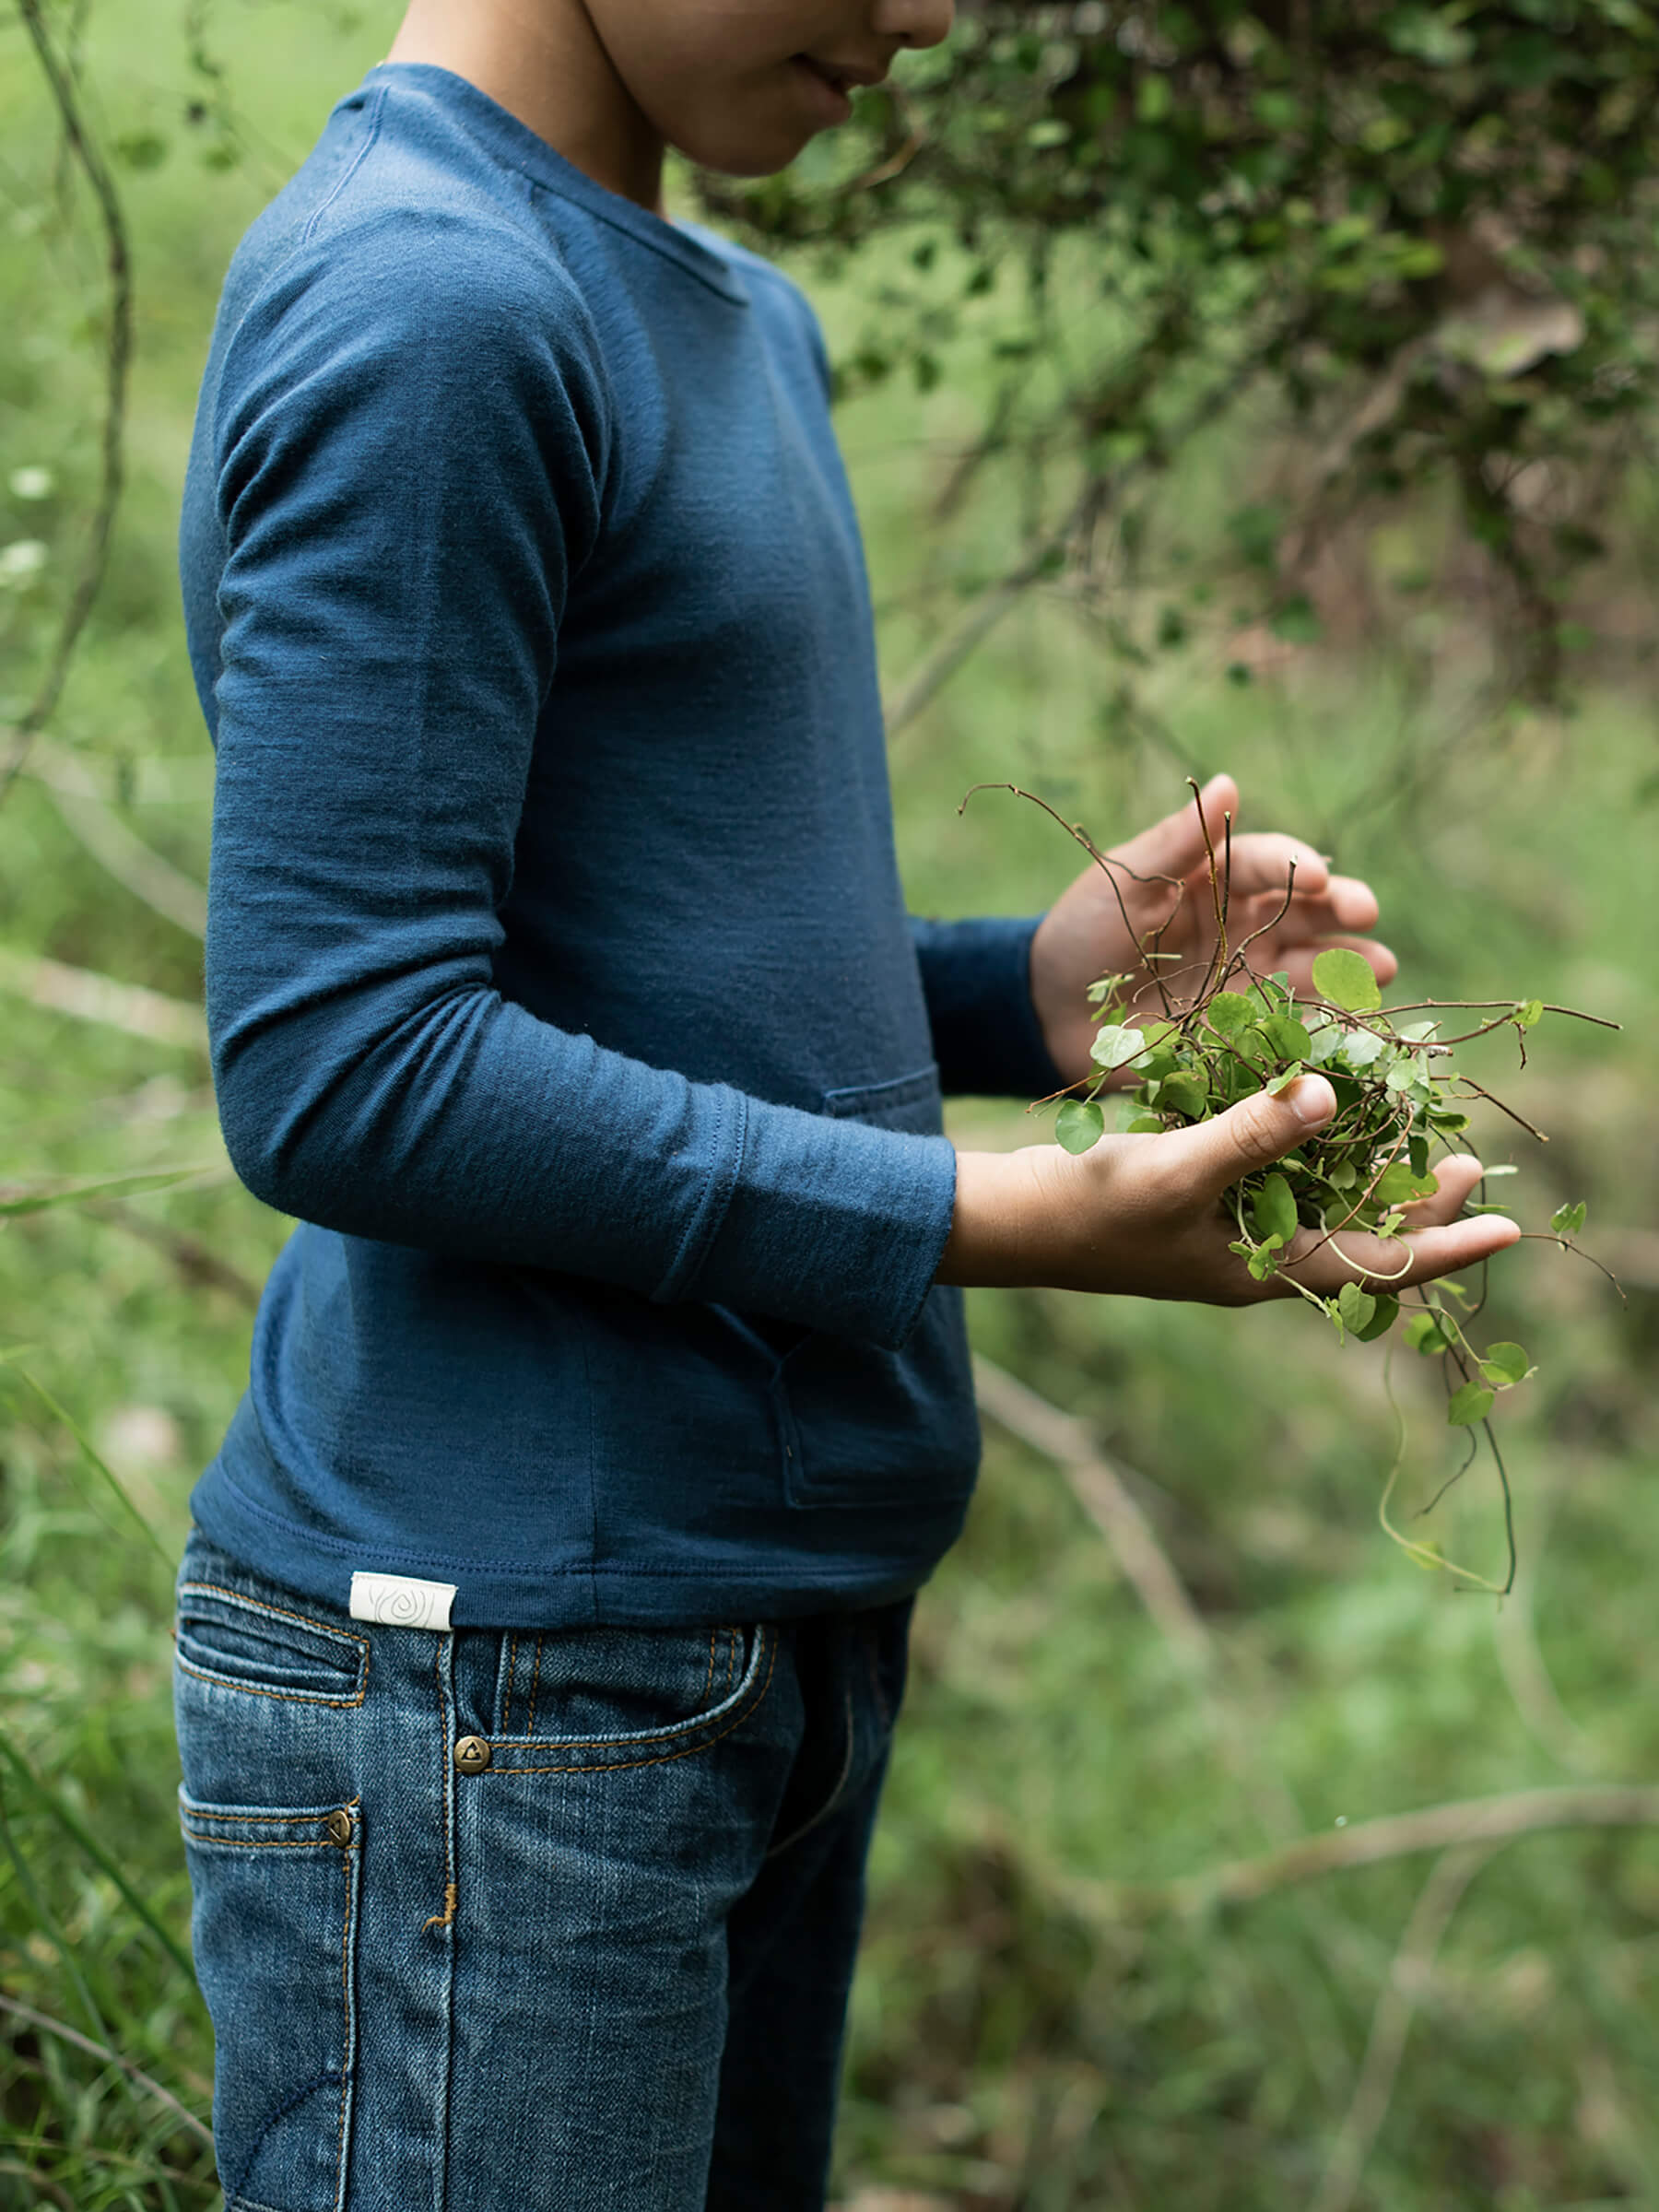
[1515,1231,1627,1300]
[1187,776,1231,1007]
[1376,1344,1515,1594]
[1380,998,1621,1030]
[1456,1076,1550,1144]
[959,780,1187,1018]
[2,0,133,802]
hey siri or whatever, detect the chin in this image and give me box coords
[672,117,818,182]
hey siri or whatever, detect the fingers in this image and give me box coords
[1401,1153,1486,1229]
[1226,870,1380,937]
[1204,831,1331,903]
[1282,1209,1521,1299]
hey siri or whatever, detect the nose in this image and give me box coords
[871,0,955,49]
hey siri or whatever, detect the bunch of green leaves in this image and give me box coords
[1024,776,1615,1591]
[1056,944,1565,1353]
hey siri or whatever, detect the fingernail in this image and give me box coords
[1287,1076,1335,1126]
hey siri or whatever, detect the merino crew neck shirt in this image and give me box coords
[180,65,1063,1626]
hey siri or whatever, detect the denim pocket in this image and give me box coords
[180,1792,360,2212]
[485,1619,777,1775]
[175,1580,370,1709]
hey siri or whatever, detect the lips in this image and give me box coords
[792,55,854,119]
[797,54,884,95]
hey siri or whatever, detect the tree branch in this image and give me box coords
[0,946,206,1050]
[881,309,1308,739]
[882,475,1103,738]
[972,1352,1212,1674]
[2,0,133,800]
[18,737,207,937]
[971,1352,1312,1848]
[1307,1844,1495,2212]
[1137,1785,1659,1917]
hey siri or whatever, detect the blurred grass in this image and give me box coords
[2,5,1657,2208]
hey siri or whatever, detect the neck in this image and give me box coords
[386,0,666,213]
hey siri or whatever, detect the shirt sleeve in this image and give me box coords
[199,212,955,1351]
[910,915,1067,1100]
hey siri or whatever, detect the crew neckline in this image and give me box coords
[359,61,751,306]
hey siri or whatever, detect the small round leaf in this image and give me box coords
[1447,1382,1495,1428]
[1205,993,1257,1037]
[1251,1171,1299,1245]
[1312,947,1382,1013]
[1354,1294,1400,1343]
[1055,1100,1106,1155]
[1336,1281,1377,1335]
[1404,1311,1450,1356]
[1090,1024,1147,1073]
[1479,1341,1532,1386]
[1338,1027,1386,1070]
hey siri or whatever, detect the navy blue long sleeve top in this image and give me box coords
[180,64,1063,1626]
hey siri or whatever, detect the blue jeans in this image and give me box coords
[172,1530,912,2211]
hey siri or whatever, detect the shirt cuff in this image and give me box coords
[910,913,1068,1100]
[665,1095,958,1351]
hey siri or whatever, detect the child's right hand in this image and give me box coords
[936,1074,1521,1304]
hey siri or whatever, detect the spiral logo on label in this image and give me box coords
[348,1571,457,1631]
[373,1582,438,1627]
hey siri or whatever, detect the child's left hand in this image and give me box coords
[1029,771,1395,1086]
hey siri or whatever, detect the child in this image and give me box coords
[172,4,1518,2206]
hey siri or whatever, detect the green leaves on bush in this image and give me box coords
[706,3,1659,707]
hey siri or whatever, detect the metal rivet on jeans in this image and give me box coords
[453,1735,492,1773]
[324,1807,353,1845]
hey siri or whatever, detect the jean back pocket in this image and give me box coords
[175,1581,369,1708]
[181,1792,360,2212]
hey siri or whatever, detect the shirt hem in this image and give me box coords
[188,1465,970,1630]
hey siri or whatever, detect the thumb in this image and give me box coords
[1112,771,1239,884]
[1165,1074,1336,1202]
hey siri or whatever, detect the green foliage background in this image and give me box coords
[1,5,1656,2207]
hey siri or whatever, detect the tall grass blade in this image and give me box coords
[0,1361,173,1563]
[0,1732,195,1982]
[0,1995,214,2153]
[0,1164,214,1218]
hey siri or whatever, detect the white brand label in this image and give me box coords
[349,1571,457,1631]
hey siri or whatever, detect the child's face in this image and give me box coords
[584,0,955,177]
